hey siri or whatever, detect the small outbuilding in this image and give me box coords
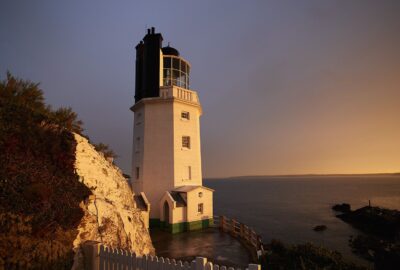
[159,186,214,233]
[133,192,150,229]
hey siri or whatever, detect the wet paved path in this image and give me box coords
[150,228,252,268]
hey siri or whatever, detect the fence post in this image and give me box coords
[251,230,257,247]
[82,240,101,270]
[195,257,207,270]
[248,264,261,270]
[257,236,262,250]
[129,251,136,270]
[191,259,197,270]
[243,226,248,242]
[231,219,236,237]
[220,216,225,231]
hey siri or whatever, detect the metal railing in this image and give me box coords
[211,216,265,260]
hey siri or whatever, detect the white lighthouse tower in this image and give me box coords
[131,28,213,233]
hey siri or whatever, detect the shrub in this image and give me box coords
[261,240,366,270]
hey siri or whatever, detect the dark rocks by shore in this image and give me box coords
[349,234,400,269]
[336,205,400,238]
[332,203,351,213]
[313,225,327,232]
[333,203,400,269]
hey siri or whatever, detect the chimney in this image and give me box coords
[151,27,155,34]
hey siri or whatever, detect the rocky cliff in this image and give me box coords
[72,133,154,268]
[0,131,154,269]
[1,73,153,269]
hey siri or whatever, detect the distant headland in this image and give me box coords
[206,172,400,180]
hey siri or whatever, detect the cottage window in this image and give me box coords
[198,203,203,214]
[182,136,190,149]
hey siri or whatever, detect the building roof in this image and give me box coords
[162,46,180,56]
[173,185,214,193]
[169,191,187,207]
[134,194,148,211]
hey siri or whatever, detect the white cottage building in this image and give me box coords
[131,28,214,233]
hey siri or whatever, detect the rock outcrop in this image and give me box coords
[0,74,153,269]
[72,134,154,268]
[332,203,351,213]
[335,205,400,269]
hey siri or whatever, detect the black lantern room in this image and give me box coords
[134,27,191,104]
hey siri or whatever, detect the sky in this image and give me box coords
[1,0,399,177]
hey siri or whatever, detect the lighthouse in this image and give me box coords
[131,28,214,233]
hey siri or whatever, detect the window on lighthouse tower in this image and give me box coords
[181,111,190,120]
[135,137,140,152]
[182,136,190,149]
[188,166,192,180]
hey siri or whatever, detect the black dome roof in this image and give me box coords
[162,46,180,56]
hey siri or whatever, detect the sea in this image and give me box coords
[204,175,400,266]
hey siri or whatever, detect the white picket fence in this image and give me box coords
[82,241,261,270]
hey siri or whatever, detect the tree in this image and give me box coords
[0,71,46,114]
[93,142,118,159]
[0,72,84,135]
[51,107,84,134]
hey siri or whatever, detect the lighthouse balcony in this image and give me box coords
[159,86,200,105]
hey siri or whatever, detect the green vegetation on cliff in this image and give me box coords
[0,73,91,269]
[260,240,366,270]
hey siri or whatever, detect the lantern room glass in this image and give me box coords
[163,56,190,89]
